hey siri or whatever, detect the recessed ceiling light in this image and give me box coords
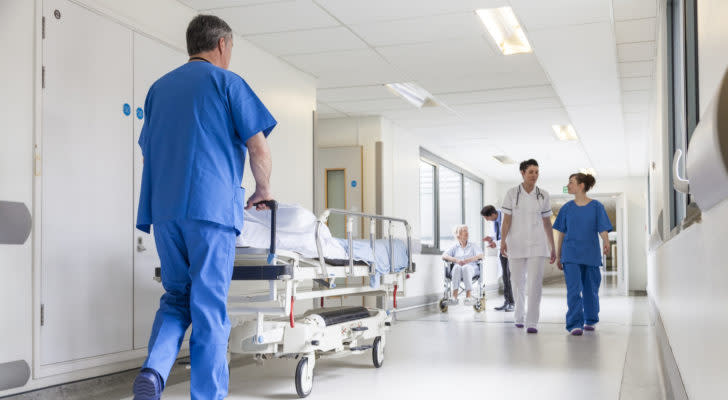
[552,125,579,141]
[580,167,597,176]
[476,7,532,55]
[384,82,438,108]
[493,155,516,165]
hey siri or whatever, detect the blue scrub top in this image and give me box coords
[553,200,613,266]
[136,61,277,235]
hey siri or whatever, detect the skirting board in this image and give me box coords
[649,297,689,400]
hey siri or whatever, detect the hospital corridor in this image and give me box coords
[1,0,727,399]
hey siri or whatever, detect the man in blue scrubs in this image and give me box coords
[132,15,277,400]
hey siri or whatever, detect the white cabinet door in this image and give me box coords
[132,33,186,349]
[41,0,133,364]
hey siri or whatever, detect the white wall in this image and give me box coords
[646,1,728,398]
[0,0,315,395]
[497,178,647,289]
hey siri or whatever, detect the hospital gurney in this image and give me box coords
[154,201,415,398]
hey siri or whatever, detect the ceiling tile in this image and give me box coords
[617,41,656,62]
[453,98,564,116]
[177,0,285,10]
[612,0,657,21]
[282,48,404,87]
[314,0,507,25]
[621,77,653,91]
[316,102,342,114]
[615,18,656,44]
[208,0,339,35]
[435,85,556,105]
[622,90,650,105]
[528,22,621,106]
[349,13,486,47]
[317,85,394,102]
[618,61,654,77]
[244,27,368,56]
[509,0,612,31]
[328,98,416,114]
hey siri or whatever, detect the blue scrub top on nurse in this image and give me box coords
[132,15,277,400]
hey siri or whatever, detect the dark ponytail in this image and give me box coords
[569,173,596,192]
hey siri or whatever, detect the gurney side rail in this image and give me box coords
[315,209,413,278]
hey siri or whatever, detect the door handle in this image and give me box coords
[673,149,690,194]
[136,237,147,252]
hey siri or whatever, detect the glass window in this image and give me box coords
[419,161,436,247]
[438,166,463,251]
[464,177,484,250]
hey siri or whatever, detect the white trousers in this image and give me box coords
[452,264,474,292]
[509,257,546,328]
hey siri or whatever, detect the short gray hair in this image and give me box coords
[186,15,233,56]
[453,224,468,238]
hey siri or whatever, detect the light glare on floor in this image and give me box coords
[476,7,532,55]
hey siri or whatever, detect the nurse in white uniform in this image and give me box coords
[500,159,556,334]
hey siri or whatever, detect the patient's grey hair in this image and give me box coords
[453,224,469,238]
[186,15,233,56]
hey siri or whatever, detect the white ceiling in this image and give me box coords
[178,0,657,182]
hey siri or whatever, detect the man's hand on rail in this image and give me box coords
[246,189,273,210]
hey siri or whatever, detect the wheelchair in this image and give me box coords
[438,261,486,313]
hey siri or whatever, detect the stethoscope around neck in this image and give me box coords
[515,185,545,207]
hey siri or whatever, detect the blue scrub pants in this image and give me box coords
[143,219,236,400]
[563,263,601,331]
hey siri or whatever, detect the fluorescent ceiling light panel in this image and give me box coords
[385,82,437,108]
[493,155,516,165]
[580,167,597,176]
[476,7,532,55]
[552,125,579,141]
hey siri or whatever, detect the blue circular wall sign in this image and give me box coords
[123,103,131,116]
[136,107,144,120]
[351,180,357,188]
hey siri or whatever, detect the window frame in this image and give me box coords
[419,148,484,253]
[666,0,699,232]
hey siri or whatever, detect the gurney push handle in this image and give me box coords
[254,200,278,260]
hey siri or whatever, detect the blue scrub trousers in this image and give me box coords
[563,263,601,331]
[143,219,236,400]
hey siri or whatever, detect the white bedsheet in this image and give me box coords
[236,204,348,259]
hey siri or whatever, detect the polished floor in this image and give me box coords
[8,276,665,400]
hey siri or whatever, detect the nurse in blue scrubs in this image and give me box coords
[132,15,277,400]
[553,173,613,336]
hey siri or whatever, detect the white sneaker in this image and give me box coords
[463,298,475,306]
[448,298,459,305]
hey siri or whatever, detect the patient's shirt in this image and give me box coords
[444,242,483,268]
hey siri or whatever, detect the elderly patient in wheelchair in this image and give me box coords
[441,225,484,308]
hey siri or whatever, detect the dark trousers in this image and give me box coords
[500,254,514,305]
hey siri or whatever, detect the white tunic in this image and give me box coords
[501,184,553,259]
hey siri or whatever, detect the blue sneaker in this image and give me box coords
[133,368,163,400]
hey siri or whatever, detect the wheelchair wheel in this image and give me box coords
[473,298,485,313]
[438,298,449,313]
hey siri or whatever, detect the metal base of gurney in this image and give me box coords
[229,306,390,398]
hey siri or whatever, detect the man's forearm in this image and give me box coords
[248,133,272,193]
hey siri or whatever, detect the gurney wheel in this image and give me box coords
[372,336,384,368]
[438,299,448,313]
[295,356,313,398]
